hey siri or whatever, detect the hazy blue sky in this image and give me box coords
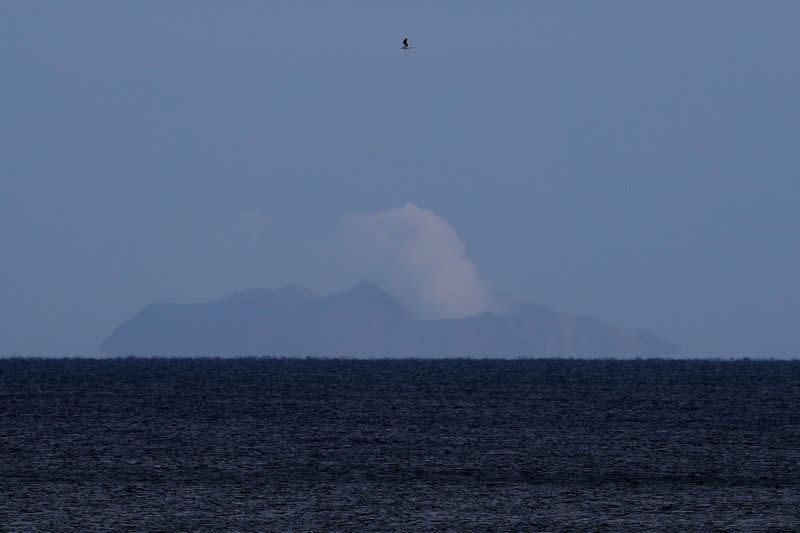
[1,2,798,356]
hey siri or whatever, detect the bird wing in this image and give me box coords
[403,38,408,46]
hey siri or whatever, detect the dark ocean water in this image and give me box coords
[1,358,799,531]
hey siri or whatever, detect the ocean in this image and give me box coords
[1,358,799,531]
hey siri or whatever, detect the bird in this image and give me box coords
[402,38,411,50]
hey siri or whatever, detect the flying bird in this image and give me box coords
[402,38,411,50]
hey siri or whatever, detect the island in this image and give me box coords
[101,281,679,357]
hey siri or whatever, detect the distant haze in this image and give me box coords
[1,2,799,357]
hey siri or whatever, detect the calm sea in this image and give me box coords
[1,358,799,531]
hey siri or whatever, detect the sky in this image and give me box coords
[1,1,799,357]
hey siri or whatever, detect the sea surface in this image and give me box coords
[1,358,799,531]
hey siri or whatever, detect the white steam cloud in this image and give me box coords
[339,203,494,319]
